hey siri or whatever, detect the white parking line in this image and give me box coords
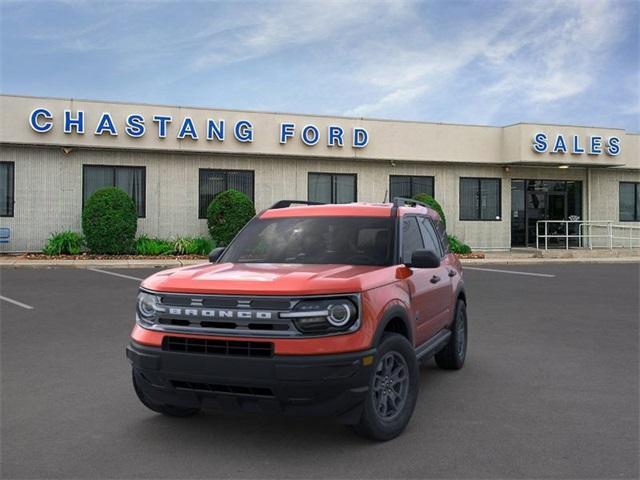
[0,294,34,310]
[88,268,143,281]
[464,267,556,278]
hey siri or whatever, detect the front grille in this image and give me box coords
[163,336,273,357]
[171,380,274,397]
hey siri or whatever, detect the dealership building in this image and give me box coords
[0,94,638,252]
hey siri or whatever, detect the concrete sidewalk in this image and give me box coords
[1,250,638,268]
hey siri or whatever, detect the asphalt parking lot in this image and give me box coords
[1,263,638,479]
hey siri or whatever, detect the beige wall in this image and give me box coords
[1,94,637,168]
[0,94,638,252]
[1,144,637,252]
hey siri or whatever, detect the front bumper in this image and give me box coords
[126,341,376,423]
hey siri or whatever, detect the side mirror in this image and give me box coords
[407,249,440,269]
[208,247,225,263]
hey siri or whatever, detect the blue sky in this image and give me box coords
[1,0,638,131]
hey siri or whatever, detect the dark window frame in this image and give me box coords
[307,172,358,204]
[389,175,435,200]
[619,182,640,222]
[459,177,502,221]
[82,164,146,218]
[0,161,15,217]
[198,168,255,219]
[418,215,445,259]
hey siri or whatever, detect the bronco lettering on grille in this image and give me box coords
[156,306,273,320]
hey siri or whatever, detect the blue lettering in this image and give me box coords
[125,114,145,138]
[607,136,620,156]
[95,112,118,136]
[206,119,225,141]
[353,127,368,148]
[572,135,584,153]
[280,123,295,144]
[64,110,85,134]
[29,108,53,133]
[234,120,253,142]
[551,134,567,153]
[327,125,344,147]
[532,132,547,153]
[152,115,172,138]
[301,124,319,146]
[177,117,198,139]
[589,136,603,154]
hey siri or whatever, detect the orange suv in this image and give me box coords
[127,198,468,440]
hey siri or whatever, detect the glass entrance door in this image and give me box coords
[510,180,582,247]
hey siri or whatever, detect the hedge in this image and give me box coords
[82,187,137,254]
[207,189,255,246]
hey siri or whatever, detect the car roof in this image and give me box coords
[260,202,440,221]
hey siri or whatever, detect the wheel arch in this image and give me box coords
[372,304,414,347]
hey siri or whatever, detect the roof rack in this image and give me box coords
[392,197,428,208]
[269,200,326,209]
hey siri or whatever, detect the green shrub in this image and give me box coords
[413,193,446,228]
[448,234,472,254]
[82,187,137,254]
[207,189,255,246]
[134,235,174,256]
[42,231,84,255]
[173,236,214,255]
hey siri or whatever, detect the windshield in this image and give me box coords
[221,216,394,266]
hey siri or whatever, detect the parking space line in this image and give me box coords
[0,294,34,310]
[464,267,556,278]
[88,268,144,281]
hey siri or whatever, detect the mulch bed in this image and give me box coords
[6,253,208,260]
[455,252,485,259]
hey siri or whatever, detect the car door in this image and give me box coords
[400,216,446,346]
[417,216,454,332]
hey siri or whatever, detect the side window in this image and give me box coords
[418,217,443,258]
[402,217,424,263]
[435,219,449,254]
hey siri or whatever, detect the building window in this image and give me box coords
[460,177,501,221]
[389,175,434,200]
[199,169,254,219]
[619,182,640,221]
[0,162,14,217]
[83,165,146,217]
[308,173,357,204]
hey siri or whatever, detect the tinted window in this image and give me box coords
[418,217,443,257]
[619,182,639,221]
[389,175,434,200]
[460,177,501,221]
[199,169,254,218]
[83,165,145,217]
[401,217,424,263]
[308,173,357,203]
[0,162,14,217]
[221,216,393,266]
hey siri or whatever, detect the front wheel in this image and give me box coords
[435,300,467,370]
[351,333,419,441]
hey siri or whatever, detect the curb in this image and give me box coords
[0,258,638,268]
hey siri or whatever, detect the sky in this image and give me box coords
[1,0,639,132]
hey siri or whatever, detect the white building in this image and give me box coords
[0,94,638,251]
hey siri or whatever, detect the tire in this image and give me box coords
[435,300,467,370]
[351,333,419,441]
[132,371,200,417]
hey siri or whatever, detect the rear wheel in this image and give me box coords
[435,300,467,370]
[132,371,200,417]
[351,333,419,441]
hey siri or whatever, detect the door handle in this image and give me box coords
[430,275,441,284]
[448,269,457,277]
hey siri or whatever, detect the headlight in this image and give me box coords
[137,291,160,324]
[282,297,358,334]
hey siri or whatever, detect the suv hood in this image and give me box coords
[141,262,397,296]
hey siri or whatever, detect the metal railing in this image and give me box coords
[536,220,640,250]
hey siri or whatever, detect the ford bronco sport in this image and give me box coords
[127,198,467,440]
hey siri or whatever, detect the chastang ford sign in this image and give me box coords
[28,107,369,148]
